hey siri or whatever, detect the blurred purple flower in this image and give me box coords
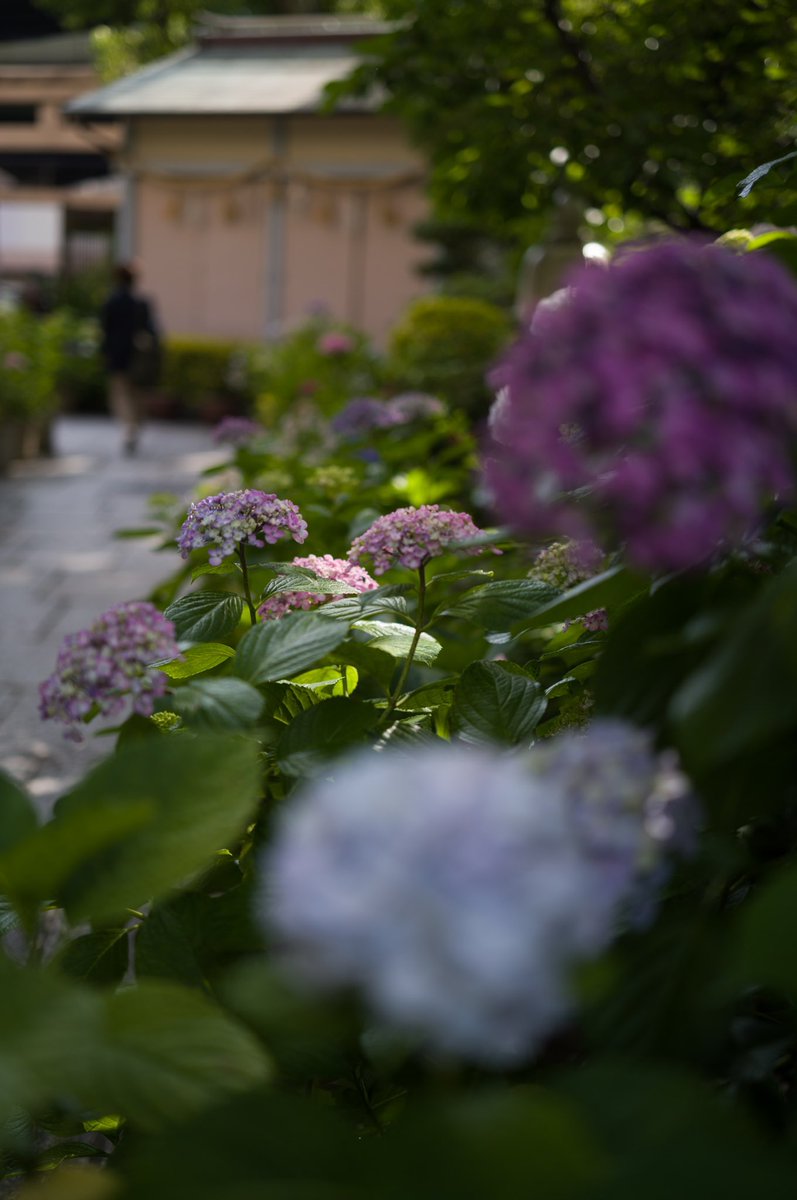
[39,601,179,740]
[348,504,495,575]
[318,331,355,356]
[486,239,797,571]
[212,416,260,447]
[387,392,446,421]
[178,489,308,566]
[262,720,696,1064]
[331,397,403,438]
[258,553,377,620]
[3,351,28,371]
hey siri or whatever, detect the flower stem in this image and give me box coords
[237,545,258,626]
[380,563,426,728]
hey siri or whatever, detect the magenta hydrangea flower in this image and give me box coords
[486,239,797,572]
[39,601,179,740]
[258,553,378,620]
[178,489,308,566]
[261,721,696,1064]
[348,505,495,575]
[212,416,260,446]
[318,331,355,356]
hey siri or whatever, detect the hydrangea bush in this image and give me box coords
[5,230,797,1197]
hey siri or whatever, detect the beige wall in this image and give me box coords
[128,114,429,345]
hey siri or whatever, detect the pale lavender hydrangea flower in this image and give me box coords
[257,553,377,620]
[387,392,446,421]
[178,489,308,566]
[39,601,179,740]
[348,505,495,575]
[262,721,696,1064]
[212,416,260,446]
[486,239,797,572]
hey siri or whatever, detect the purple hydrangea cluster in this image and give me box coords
[331,398,403,438]
[257,553,377,620]
[387,391,446,421]
[262,720,695,1064]
[348,504,494,575]
[178,489,308,566]
[212,416,260,446]
[486,239,797,571]
[39,601,179,740]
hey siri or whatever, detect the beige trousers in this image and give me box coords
[109,372,143,445]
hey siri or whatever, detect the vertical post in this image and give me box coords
[115,125,137,262]
[346,190,368,328]
[266,117,288,339]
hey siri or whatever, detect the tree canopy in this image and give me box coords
[333,0,797,240]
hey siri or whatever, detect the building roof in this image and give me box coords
[0,32,94,66]
[66,15,390,121]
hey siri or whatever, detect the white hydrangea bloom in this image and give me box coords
[261,721,694,1065]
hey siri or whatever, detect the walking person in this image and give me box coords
[100,263,161,455]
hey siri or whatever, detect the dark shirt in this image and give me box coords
[100,286,157,373]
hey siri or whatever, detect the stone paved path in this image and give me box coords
[0,415,224,809]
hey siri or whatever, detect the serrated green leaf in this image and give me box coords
[260,571,359,600]
[80,982,271,1130]
[164,592,244,641]
[517,567,646,632]
[352,621,441,664]
[155,643,235,679]
[276,697,377,775]
[452,661,547,745]
[0,771,38,855]
[57,928,130,986]
[190,562,237,582]
[234,611,349,684]
[442,578,561,629]
[0,736,261,923]
[168,678,264,732]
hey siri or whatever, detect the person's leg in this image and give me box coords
[109,372,141,453]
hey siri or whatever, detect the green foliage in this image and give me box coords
[333,0,797,239]
[161,337,253,412]
[388,296,511,416]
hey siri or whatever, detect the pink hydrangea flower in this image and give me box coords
[348,505,496,575]
[318,331,355,356]
[3,351,28,371]
[258,553,378,620]
[486,238,797,572]
[39,602,179,740]
[178,489,308,566]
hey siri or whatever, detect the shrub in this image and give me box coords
[388,295,512,416]
[161,337,253,412]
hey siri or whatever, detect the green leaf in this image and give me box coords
[190,562,237,582]
[441,578,560,629]
[57,928,130,986]
[722,865,797,997]
[452,661,547,745]
[276,697,377,775]
[170,678,264,731]
[0,736,261,923]
[290,665,358,695]
[114,527,164,539]
[517,567,646,633]
[164,592,244,641]
[79,982,271,1131]
[260,570,360,599]
[352,620,442,664]
[0,771,38,855]
[155,643,235,679]
[234,611,349,684]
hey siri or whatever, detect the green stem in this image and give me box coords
[380,563,426,728]
[237,545,258,626]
